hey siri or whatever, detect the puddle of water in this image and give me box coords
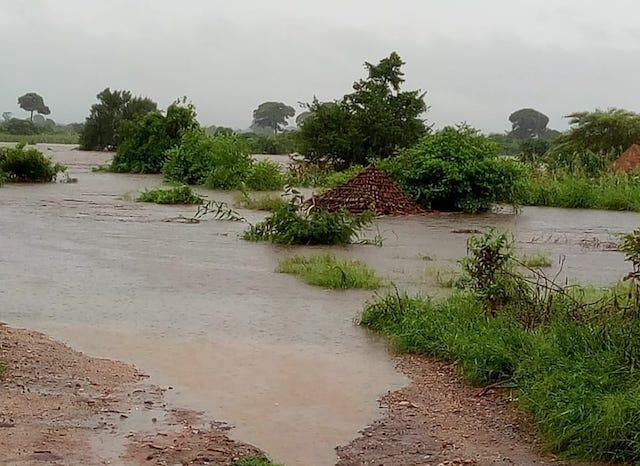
[2,145,639,464]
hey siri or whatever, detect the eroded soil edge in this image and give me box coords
[336,355,605,466]
[0,325,266,465]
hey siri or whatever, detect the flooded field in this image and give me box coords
[1,144,638,465]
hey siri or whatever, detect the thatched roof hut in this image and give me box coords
[612,144,640,173]
[311,166,425,216]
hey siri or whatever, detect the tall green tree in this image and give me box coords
[18,93,50,121]
[252,102,295,134]
[508,108,549,139]
[550,108,640,157]
[298,52,427,167]
[79,88,157,150]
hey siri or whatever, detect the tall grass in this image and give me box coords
[360,289,640,462]
[360,230,640,462]
[519,171,640,211]
[278,253,382,289]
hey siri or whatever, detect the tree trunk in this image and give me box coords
[29,110,34,122]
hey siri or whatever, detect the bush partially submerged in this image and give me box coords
[110,101,199,173]
[243,203,373,245]
[164,131,284,191]
[0,143,65,182]
[234,192,288,211]
[278,253,382,289]
[378,125,525,212]
[138,185,203,204]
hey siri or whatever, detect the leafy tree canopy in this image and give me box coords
[295,111,313,127]
[2,112,12,122]
[298,52,427,168]
[549,108,640,158]
[508,108,549,139]
[378,125,524,213]
[18,93,50,121]
[110,100,199,173]
[252,102,295,134]
[79,88,158,150]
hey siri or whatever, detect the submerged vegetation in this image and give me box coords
[361,230,640,463]
[0,143,66,183]
[243,203,373,245]
[378,125,524,213]
[234,192,288,211]
[138,185,204,204]
[278,253,382,289]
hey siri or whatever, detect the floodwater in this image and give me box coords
[1,144,638,465]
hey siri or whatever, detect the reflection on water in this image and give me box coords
[1,144,638,465]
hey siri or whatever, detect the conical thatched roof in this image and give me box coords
[311,166,425,215]
[613,144,640,173]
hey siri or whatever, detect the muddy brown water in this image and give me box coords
[1,144,639,465]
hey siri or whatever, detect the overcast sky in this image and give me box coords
[1,0,638,132]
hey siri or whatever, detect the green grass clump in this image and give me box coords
[278,253,382,289]
[233,457,283,466]
[138,185,204,204]
[243,203,373,245]
[519,252,552,268]
[519,171,640,211]
[0,360,8,378]
[0,132,80,144]
[234,193,288,211]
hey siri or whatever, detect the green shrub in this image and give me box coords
[110,102,198,173]
[163,130,252,188]
[378,125,525,213]
[138,185,203,204]
[243,203,373,245]
[0,143,65,182]
[278,253,382,289]
[245,160,285,191]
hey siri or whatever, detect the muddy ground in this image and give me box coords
[1,324,607,466]
[0,324,268,465]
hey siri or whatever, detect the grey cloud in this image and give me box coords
[1,0,638,133]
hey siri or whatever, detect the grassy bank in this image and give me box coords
[0,132,80,145]
[360,231,640,463]
[518,171,640,211]
[278,253,382,289]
